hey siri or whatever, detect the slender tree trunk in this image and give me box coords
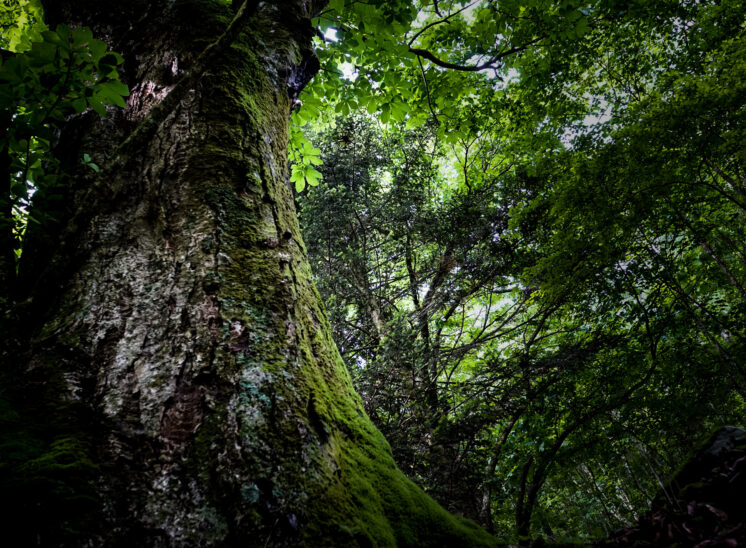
[403,233,439,412]
[515,456,534,541]
[479,409,522,532]
[5,1,496,546]
[0,112,14,299]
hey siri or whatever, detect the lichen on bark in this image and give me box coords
[4,1,498,545]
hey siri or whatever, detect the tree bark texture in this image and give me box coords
[5,1,496,545]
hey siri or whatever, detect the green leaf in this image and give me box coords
[380,103,390,124]
[103,80,129,97]
[327,0,345,12]
[290,164,305,183]
[365,98,378,115]
[55,25,72,42]
[41,30,63,46]
[89,39,107,61]
[304,165,322,186]
[72,27,94,46]
[95,81,128,108]
[72,98,87,113]
[574,17,590,37]
[87,97,106,116]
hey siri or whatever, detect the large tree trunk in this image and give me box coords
[3,1,496,545]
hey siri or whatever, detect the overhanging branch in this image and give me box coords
[409,34,545,75]
[409,47,501,72]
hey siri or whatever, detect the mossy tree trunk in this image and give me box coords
[6,1,496,545]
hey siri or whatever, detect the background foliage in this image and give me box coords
[296,0,746,543]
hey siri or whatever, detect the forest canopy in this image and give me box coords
[0,0,745,545]
[293,0,746,543]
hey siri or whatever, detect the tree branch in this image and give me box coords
[433,0,442,17]
[409,34,544,76]
[407,1,479,47]
[417,56,439,124]
[409,47,502,72]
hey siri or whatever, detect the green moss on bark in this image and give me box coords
[12,1,499,544]
[177,20,498,545]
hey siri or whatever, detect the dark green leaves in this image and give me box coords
[0,24,129,122]
[0,22,129,258]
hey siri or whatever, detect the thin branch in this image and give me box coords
[409,35,543,76]
[417,56,439,124]
[409,46,503,72]
[433,0,443,17]
[407,0,479,47]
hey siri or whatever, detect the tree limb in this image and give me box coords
[409,34,544,76]
[417,56,439,124]
[407,1,479,47]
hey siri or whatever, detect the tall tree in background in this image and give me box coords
[300,115,524,522]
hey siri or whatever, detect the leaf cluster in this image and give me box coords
[0,20,128,261]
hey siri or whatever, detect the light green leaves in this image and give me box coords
[379,99,409,124]
[293,93,322,125]
[0,0,46,52]
[288,124,323,192]
[326,0,345,13]
[81,153,99,172]
[0,24,129,121]
[290,163,322,193]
